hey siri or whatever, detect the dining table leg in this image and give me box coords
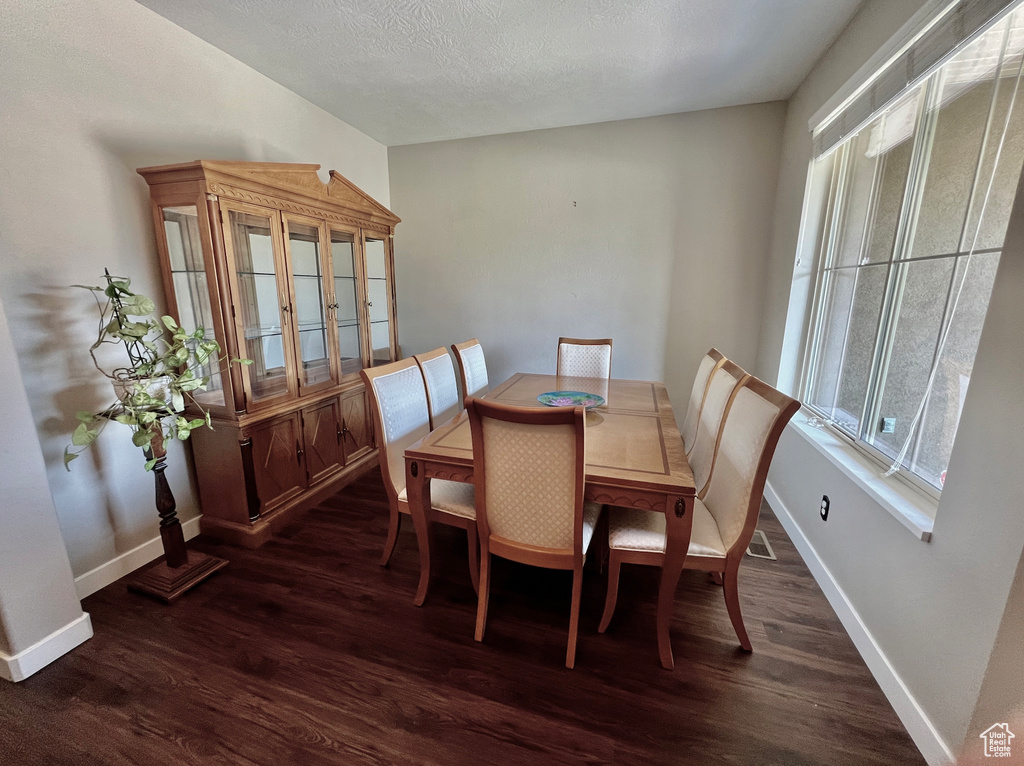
[405,458,433,607]
[656,494,695,670]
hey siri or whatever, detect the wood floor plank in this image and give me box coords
[0,470,924,765]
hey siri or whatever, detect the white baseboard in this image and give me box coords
[764,481,955,766]
[74,516,202,600]
[0,612,93,682]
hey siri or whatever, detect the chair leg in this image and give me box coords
[380,505,402,567]
[566,567,583,669]
[466,524,480,595]
[722,563,752,651]
[598,552,622,634]
[710,572,723,586]
[474,551,491,643]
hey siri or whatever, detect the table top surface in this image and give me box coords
[405,373,695,496]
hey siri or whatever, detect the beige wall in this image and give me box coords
[759,0,1024,760]
[388,104,786,413]
[0,0,391,580]
[0,292,87,669]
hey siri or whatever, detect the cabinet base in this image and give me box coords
[199,451,378,548]
[125,550,229,603]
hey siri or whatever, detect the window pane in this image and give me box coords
[807,264,886,434]
[915,253,1000,487]
[864,88,920,264]
[832,133,879,268]
[970,58,1024,249]
[868,258,954,462]
[912,47,998,258]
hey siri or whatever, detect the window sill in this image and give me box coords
[788,410,936,542]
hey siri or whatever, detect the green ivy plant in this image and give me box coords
[65,272,250,471]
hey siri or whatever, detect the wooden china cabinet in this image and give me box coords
[137,161,400,547]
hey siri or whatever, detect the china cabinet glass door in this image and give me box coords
[222,202,296,405]
[161,204,226,409]
[329,228,365,375]
[364,235,394,366]
[283,215,336,393]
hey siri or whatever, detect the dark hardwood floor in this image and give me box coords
[0,470,924,765]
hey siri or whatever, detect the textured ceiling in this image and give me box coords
[136,0,866,146]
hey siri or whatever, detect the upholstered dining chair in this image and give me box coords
[360,359,479,592]
[452,338,489,398]
[556,337,613,380]
[598,376,800,650]
[466,397,602,669]
[680,348,727,455]
[413,347,461,430]
[688,359,747,498]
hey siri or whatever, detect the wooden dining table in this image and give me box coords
[403,372,696,669]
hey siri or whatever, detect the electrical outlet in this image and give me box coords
[880,417,896,434]
[820,495,830,521]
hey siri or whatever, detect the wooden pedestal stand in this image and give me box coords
[125,436,228,602]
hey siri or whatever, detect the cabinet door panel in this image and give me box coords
[283,215,337,394]
[341,389,373,463]
[302,398,345,485]
[250,413,306,511]
[363,235,396,366]
[221,201,297,408]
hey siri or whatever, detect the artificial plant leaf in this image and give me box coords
[75,410,96,424]
[188,418,205,429]
[144,458,158,471]
[63,448,78,470]
[161,315,178,331]
[123,294,156,316]
[132,429,154,448]
[71,422,98,447]
[192,327,206,340]
[171,391,185,412]
[236,357,253,365]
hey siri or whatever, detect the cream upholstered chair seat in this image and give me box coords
[398,480,475,520]
[607,502,726,558]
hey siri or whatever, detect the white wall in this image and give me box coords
[758,0,1024,760]
[0,292,90,679]
[0,0,391,581]
[388,104,786,412]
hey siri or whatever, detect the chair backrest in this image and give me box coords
[681,348,727,455]
[701,377,800,556]
[452,338,489,398]
[360,358,431,502]
[466,398,586,559]
[413,347,461,429]
[556,337,613,380]
[689,359,747,498]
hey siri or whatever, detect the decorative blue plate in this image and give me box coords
[537,391,606,409]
